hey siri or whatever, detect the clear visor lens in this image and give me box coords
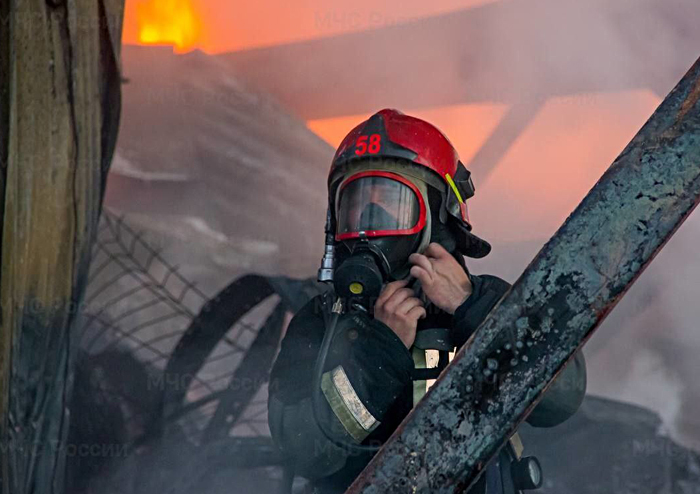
[336,176,420,235]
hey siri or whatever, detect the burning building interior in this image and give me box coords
[2,0,700,493]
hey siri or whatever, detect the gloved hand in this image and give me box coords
[374,280,426,348]
[409,243,473,314]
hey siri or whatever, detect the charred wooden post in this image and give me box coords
[0,0,124,492]
[346,56,700,494]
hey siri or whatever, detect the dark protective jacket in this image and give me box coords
[268,273,587,493]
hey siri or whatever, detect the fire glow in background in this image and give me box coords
[124,0,661,246]
[135,0,202,51]
[125,0,496,52]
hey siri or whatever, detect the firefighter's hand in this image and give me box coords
[409,243,473,315]
[374,280,426,349]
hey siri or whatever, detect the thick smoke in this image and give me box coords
[96,1,700,493]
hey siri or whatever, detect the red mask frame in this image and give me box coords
[334,171,427,241]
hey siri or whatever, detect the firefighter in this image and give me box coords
[268,109,586,494]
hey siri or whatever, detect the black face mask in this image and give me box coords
[333,203,423,302]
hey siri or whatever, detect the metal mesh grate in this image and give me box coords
[77,210,285,446]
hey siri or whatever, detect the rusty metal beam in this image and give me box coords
[346,55,700,494]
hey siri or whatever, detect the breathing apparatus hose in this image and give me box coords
[311,297,383,454]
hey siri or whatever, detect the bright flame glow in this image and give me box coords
[137,0,202,52]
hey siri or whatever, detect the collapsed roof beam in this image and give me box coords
[467,99,544,183]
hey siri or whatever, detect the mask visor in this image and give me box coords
[336,171,426,241]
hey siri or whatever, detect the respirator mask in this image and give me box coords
[330,171,430,302]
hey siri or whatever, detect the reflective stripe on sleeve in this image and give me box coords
[509,432,524,459]
[321,366,379,443]
[412,347,427,406]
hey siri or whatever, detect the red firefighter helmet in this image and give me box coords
[328,108,491,258]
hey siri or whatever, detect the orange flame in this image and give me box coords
[137,0,202,52]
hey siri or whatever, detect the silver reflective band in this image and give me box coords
[331,366,379,431]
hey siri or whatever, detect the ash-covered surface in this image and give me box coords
[107,45,333,289]
[520,396,700,494]
[65,347,286,494]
